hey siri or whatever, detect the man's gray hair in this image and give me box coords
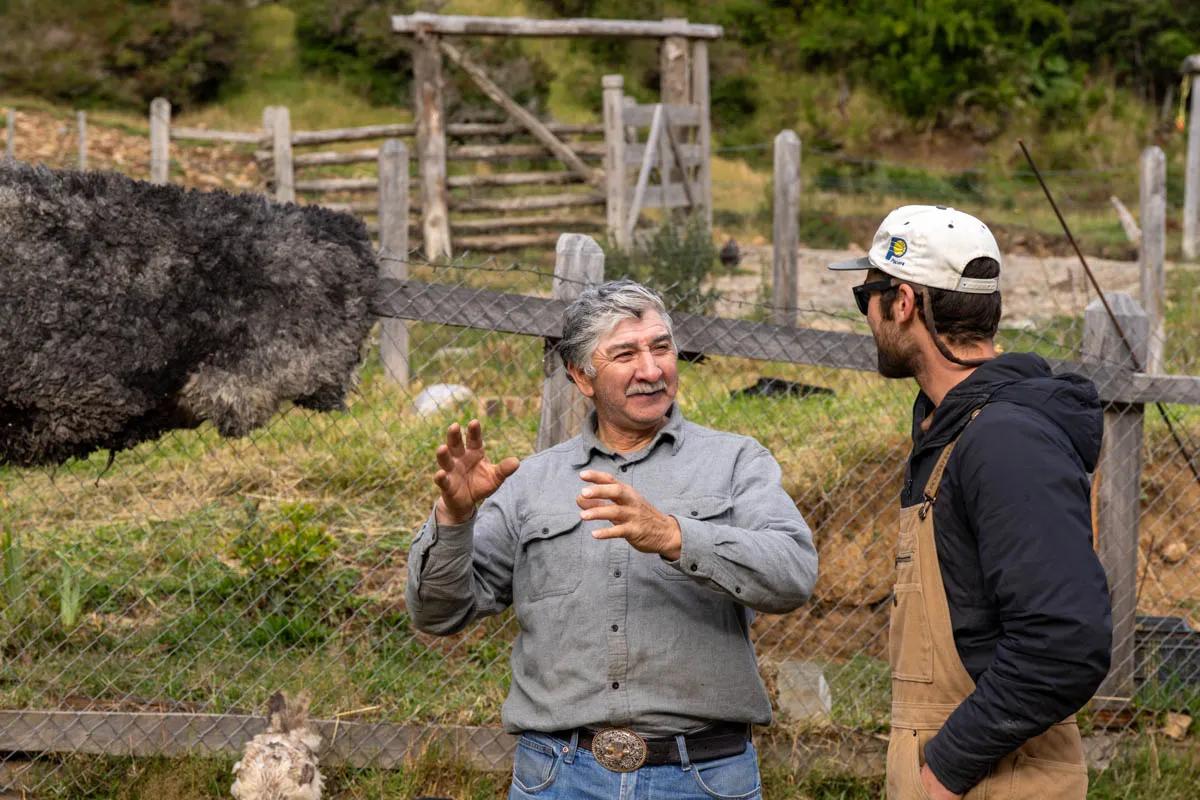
[559,279,674,377]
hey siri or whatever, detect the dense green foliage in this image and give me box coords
[0,0,245,109]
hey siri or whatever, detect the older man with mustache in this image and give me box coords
[407,279,818,799]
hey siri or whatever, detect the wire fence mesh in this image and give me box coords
[1,121,1199,795]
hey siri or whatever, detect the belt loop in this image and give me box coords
[563,729,580,764]
[675,733,692,772]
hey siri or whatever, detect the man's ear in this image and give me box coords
[567,363,595,397]
[893,283,919,325]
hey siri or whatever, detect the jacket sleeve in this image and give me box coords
[663,440,818,613]
[405,480,519,635]
[923,415,1112,794]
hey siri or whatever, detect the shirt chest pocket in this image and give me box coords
[519,513,584,601]
[653,494,732,581]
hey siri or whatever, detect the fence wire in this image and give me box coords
[1,136,1199,796]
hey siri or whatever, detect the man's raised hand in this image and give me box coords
[434,419,519,524]
[576,470,682,560]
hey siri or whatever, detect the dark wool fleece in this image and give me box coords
[0,163,377,467]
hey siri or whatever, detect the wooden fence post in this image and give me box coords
[76,111,87,171]
[602,75,628,249]
[272,106,295,203]
[262,106,276,144]
[1139,147,1166,373]
[413,31,452,259]
[4,108,13,160]
[536,234,605,451]
[1184,66,1200,261]
[772,130,801,327]
[378,139,410,386]
[691,39,712,232]
[1083,292,1148,702]
[660,19,689,221]
[149,98,170,184]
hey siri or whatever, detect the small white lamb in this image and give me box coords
[232,691,323,800]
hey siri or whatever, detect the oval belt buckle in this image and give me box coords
[591,727,648,773]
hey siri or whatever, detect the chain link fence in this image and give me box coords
[1,125,1199,795]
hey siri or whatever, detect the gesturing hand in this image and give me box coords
[576,470,682,560]
[434,419,519,524]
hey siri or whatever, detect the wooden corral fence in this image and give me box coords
[2,224,1197,772]
[2,108,90,169]
[391,13,719,257]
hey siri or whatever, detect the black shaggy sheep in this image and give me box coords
[0,163,378,467]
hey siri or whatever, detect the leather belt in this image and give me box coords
[548,722,749,771]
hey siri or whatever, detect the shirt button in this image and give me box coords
[735,587,742,594]
[611,624,619,632]
[619,464,629,472]
[689,510,698,517]
[541,527,549,534]
[690,563,698,572]
[612,682,620,690]
[614,569,622,577]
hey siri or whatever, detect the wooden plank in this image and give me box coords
[170,127,264,144]
[0,711,515,771]
[452,192,605,212]
[448,170,583,188]
[392,13,723,39]
[603,75,629,248]
[1109,195,1140,245]
[537,234,605,450]
[662,110,696,207]
[693,40,712,231]
[290,148,381,167]
[272,106,295,203]
[1185,74,1200,260]
[76,111,87,171]
[773,130,801,327]
[450,214,604,232]
[296,178,380,193]
[287,121,601,147]
[149,98,170,184]
[627,182,702,210]
[623,104,701,128]
[626,104,663,242]
[660,19,691,205]
[323,200,394,214]
[1139,147,1166,373]
[4,108,13,159]
[1084,293,1148,702]
[439,39,600,186]
[450,142,606,161]
[414,32,452,259]
[379,139,410,386]
[624,141,702,166]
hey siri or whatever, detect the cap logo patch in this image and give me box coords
[885,237,907,264]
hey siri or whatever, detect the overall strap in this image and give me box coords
[919,407,983,519]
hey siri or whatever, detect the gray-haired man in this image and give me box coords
[407,279,817,799]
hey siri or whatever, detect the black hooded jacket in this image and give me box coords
[903,353,1112,794]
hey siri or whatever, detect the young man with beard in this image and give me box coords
[829,206,1111,799]
[406,279,817,799]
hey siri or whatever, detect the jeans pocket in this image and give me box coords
[688,743,761,800]
[512,735,560,794]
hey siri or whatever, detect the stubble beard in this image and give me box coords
[875,326,918,379]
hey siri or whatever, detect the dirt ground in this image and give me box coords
[711,240,1175,330]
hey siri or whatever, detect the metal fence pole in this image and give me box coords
[149,98,170,184]
[1139,147,1166,373]
[378,139,410,386]
[772,130,801,327]
[1083,292,1148,702]
[536,234,605,451]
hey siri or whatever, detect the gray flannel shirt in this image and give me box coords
[406,404,817,735]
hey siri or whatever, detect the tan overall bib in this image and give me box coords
[886,428,1089,800]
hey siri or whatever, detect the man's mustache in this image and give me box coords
[626,379,667,396]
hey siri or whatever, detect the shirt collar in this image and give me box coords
[570,403,686,466]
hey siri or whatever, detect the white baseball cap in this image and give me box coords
[828,205,1001,294]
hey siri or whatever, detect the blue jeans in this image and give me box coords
[507,730,762,800]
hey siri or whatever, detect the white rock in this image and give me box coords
[776,660,832,722]
[412,384,475,417]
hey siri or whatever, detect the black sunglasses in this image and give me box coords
[852,279,895,315]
